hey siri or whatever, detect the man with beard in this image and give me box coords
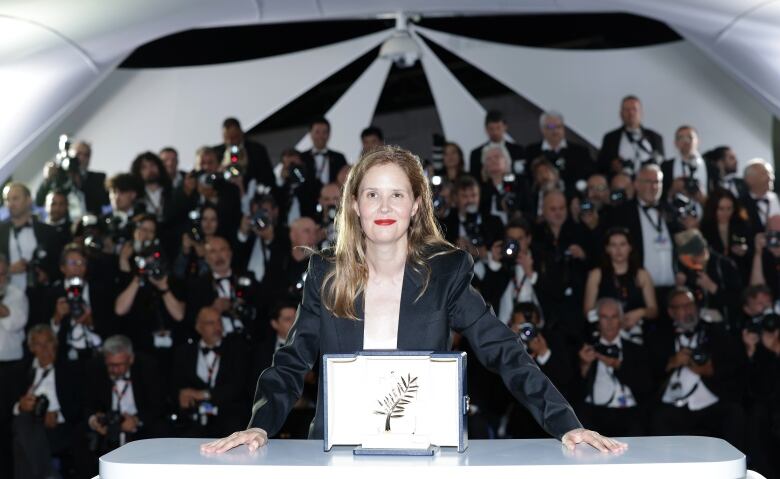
[704,146,746,197]
[130,152,182,257]
[44,190,72,243]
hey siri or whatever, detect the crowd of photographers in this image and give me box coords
[0,98,778,478]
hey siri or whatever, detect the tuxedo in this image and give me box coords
[661,156,708,198]
[172,336,251,436]
[525,140,595,194]
[300,148,347,186]
[606,199,680,267]
[0,218,66,285]
[468,141,527,179]
[597,126,664,176]
[249,249,583,440]
[214,140,275,190]
[185,272,265,340]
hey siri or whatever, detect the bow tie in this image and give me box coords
[642,204,658,211]
[201,345,221,356]
[113,375,130,383]
[312,149,328,156]
[12,222,32,235]
[214,276,231,283]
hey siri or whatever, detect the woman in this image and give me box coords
[699,188,751,281]
[202,146,625,453]
[439,142,467,182]
[173,204,219,279]
[583,228,657,343]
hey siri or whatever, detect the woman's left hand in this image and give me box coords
[561,428,627,453]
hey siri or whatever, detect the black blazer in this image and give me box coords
[468,141,527,179]
[35,170,110,216]
[579,339,653,405]
[441,209,505,248]
[12,358,83,423]
[525,141,595,194]
[0,218,66,281]
[300,149,347,186]
[605,199,679,266]
[249,249,582,440]
[596,126,664,176]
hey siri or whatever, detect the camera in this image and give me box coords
[430,175,447,216]
[767,231,780,249]
[610,189,626,206]
[619,158,635,175]
[88,410,123,452]
[684,177,700,195]
[430,134,445,172]
[316,204,337,227]
[580,199,595,214]
[104,215,132,244]
[731,234,748,252]
[230,275,255,331]
[462,213,484,248]
[32,395,50,418]
[672,193,698,220]
[690,345,710,365]
[287,165,306,187]
[746,313,780,334]
[517,322,538,344]
[47,135,80,192]
[251,209,271,231]
[187,209,204,242]
[64,276,86,319]
[501,174,518,212]
[594,342,621,359]
[134,239,166,285]
[502,238,520,267]
[27,247,51,288]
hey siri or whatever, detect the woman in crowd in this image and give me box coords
[201,145,626,454]
[173,204,220,279]
[699,188,751,281]
[583,227,657,343]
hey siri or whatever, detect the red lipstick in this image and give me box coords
[374,219,396,226]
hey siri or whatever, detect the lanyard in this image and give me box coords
[11,225,27,262]
[204,353,220,389]
[314,152,328,180]
[113,380,131,414]
[640,205,663,235]
[30,367,53,394]
[214,277,232,298]
[623,129,653,157]
[512,273,528,300]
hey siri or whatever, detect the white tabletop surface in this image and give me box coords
[99,436,746,479]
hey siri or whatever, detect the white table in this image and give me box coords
[99,436,747,479]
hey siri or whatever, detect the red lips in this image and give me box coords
[374,219,396,226]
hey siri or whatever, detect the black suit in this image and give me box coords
[214,140,276,190]
[468,141,527,179]
[0,218,66,283]
[300,149,347,186]
[172,336,251,436]
[605,199,680,266]
[596,126,664,176]
[35,170,110,216]
[525,141,595,194]
[442,209,504,249]
[249,249,583,440]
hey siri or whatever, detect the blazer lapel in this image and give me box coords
[331,295,365,352]
[396,262,424,350]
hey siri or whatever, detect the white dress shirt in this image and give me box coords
[661,333,719,411]
[196,340,221,388]
[111,373,138,416]
[485,255,539,326]
[750,191,780,228]
[14,359,65,423]
[312,149,330,185]
[8,223,36,291]
[586,336,637,408]
[51,282,102,351]
[671,155,708,195]
[0,283,28,361]
[637,201,675,287]
[213,271,242,334]
[618,128,655,171]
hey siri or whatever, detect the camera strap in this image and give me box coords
[29,366,53,394]
[204,353,220,389]
[640,205,663,235]
[623,129,654,158]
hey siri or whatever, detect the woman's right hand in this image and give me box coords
[200,428,269,454]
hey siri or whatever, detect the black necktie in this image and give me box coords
[642,204,657,212]
[201,346,220,356]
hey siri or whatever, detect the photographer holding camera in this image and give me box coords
[742,158,780,239]
[35,139,110,218]
[272,148,318,226]
[1,183,65,293]
[661,125,708,201]
[577,298,652,437]
[597,96,665,178]
[85,335,164,466]
[173,204,220,279]
[11,324,87,479]
[315,182,341,249]
[236,194,289,288]
[479,147,528,225]
[44,190,72,242]
[444,175,503,264]
[114,215,185,352]
[651,287,746,450]
[172,306,250,438]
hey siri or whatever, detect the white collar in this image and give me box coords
[542,139,567,152]
[599,335,622,347]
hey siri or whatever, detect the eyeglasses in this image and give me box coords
[64,259,86,267]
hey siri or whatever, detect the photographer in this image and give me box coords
[159,147,185,190]
[186,236,261,340]
[47,244,117,368]
[597,96,664,178]
[272,148,318,226]
[35,139,110,217]
[528,158,564,222]
[479,146,528,225]
[699,189,751,285]
[214,117,275,192]
[673,229,741,324]
[498,302,574,439]
[532,189,590,342]
[705,146,747,197]
[315,182,340,249]
[742,310,780,477]
[482,218,537,325]
[577,298,652,437]
[750,214,780,300]
[101,173,142,255]
[609,172,634,204]
[742,159,780,239]
[177,147,242,241]
[85,335,164,463]
[172,307,250,438]
[11,325,87,479]
[300,118,348,187]
[236,195,289,288]
[173,204,219,279]
[44,190,72,242]
[1,183,64,292]
[651,287,746,450]
[661,125,708,201]
[114,214,186,352]
[444,175,504,264]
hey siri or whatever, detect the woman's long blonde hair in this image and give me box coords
[321,145,453,320]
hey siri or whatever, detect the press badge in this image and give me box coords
[67,348,78,361]
[513,160,526,175]
[153,332,173,349]
[654,234,668,245]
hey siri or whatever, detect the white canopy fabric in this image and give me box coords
[2,0,779,182]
